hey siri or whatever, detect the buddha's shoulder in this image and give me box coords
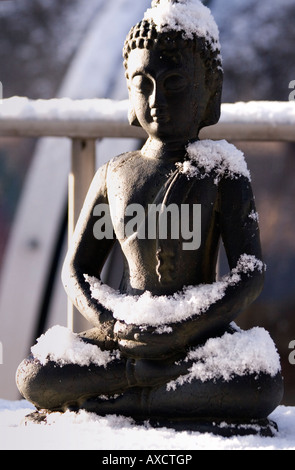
[107,150,141,172]
[93,151,141,185]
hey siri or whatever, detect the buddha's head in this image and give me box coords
[123,0,223,144]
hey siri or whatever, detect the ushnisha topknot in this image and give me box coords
[145,0,220,46]
[123,0,222,76]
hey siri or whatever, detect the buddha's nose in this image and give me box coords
[149,84,167,110]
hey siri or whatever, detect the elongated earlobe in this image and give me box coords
[128,105,141,127]
[199,72,223,130]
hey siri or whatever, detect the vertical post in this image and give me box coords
[67,138,96,331]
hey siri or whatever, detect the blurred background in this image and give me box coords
[0,0,294,404]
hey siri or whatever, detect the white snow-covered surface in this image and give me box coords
[221,101,295,124]
[167,326,280,389]
[0,399,294,450]
[0,96,130,121]
[31,326,120,368]
[144,0,220,48]
[183,139,251,182]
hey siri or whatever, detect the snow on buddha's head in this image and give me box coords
[145,0,221,50]
[123,0,222,70]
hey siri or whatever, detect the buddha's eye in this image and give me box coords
[131,75,152,94]
[164,74,188,92]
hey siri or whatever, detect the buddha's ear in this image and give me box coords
[128,105,141,127]
[199,70,223,130]
[127,83,141,127]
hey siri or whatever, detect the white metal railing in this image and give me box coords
[0,97,294,329]
[1,97,295,140]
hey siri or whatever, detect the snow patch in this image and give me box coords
[145,0,220,49]
[167,326,281,389]
[0,96,130,121]
[221,101,295,124]
[249,210,259,222]
[154,325,173,334]
[85,254,264,327]
[31,325,119,367]
[232,253,265,275]
[179,139,251,183]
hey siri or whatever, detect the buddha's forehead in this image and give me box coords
[126,43,199,77]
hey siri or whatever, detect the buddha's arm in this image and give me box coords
[62,164,117,344]
[116,176,264,359]
[167,176,264,348]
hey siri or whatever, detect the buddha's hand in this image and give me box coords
[113,320,184,359]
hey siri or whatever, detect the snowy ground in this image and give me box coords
[0,400,294,450]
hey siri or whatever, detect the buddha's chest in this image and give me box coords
[107,158,219,245]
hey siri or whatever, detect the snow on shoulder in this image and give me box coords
[179,139,251,184]
[31,325,119,367]
[144,0,220,49]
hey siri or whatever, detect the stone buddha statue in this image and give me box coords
[16,0,283,436]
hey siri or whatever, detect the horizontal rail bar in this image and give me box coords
[201,122,295,142]
[0,98,294,141]
[0,118,146,139]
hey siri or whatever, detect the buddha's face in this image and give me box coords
[127,44,211,144]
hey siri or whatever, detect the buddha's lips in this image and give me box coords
[152,113,170,124]
[150,108,170,124]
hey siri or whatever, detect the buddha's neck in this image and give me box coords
[141,137,198,163]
